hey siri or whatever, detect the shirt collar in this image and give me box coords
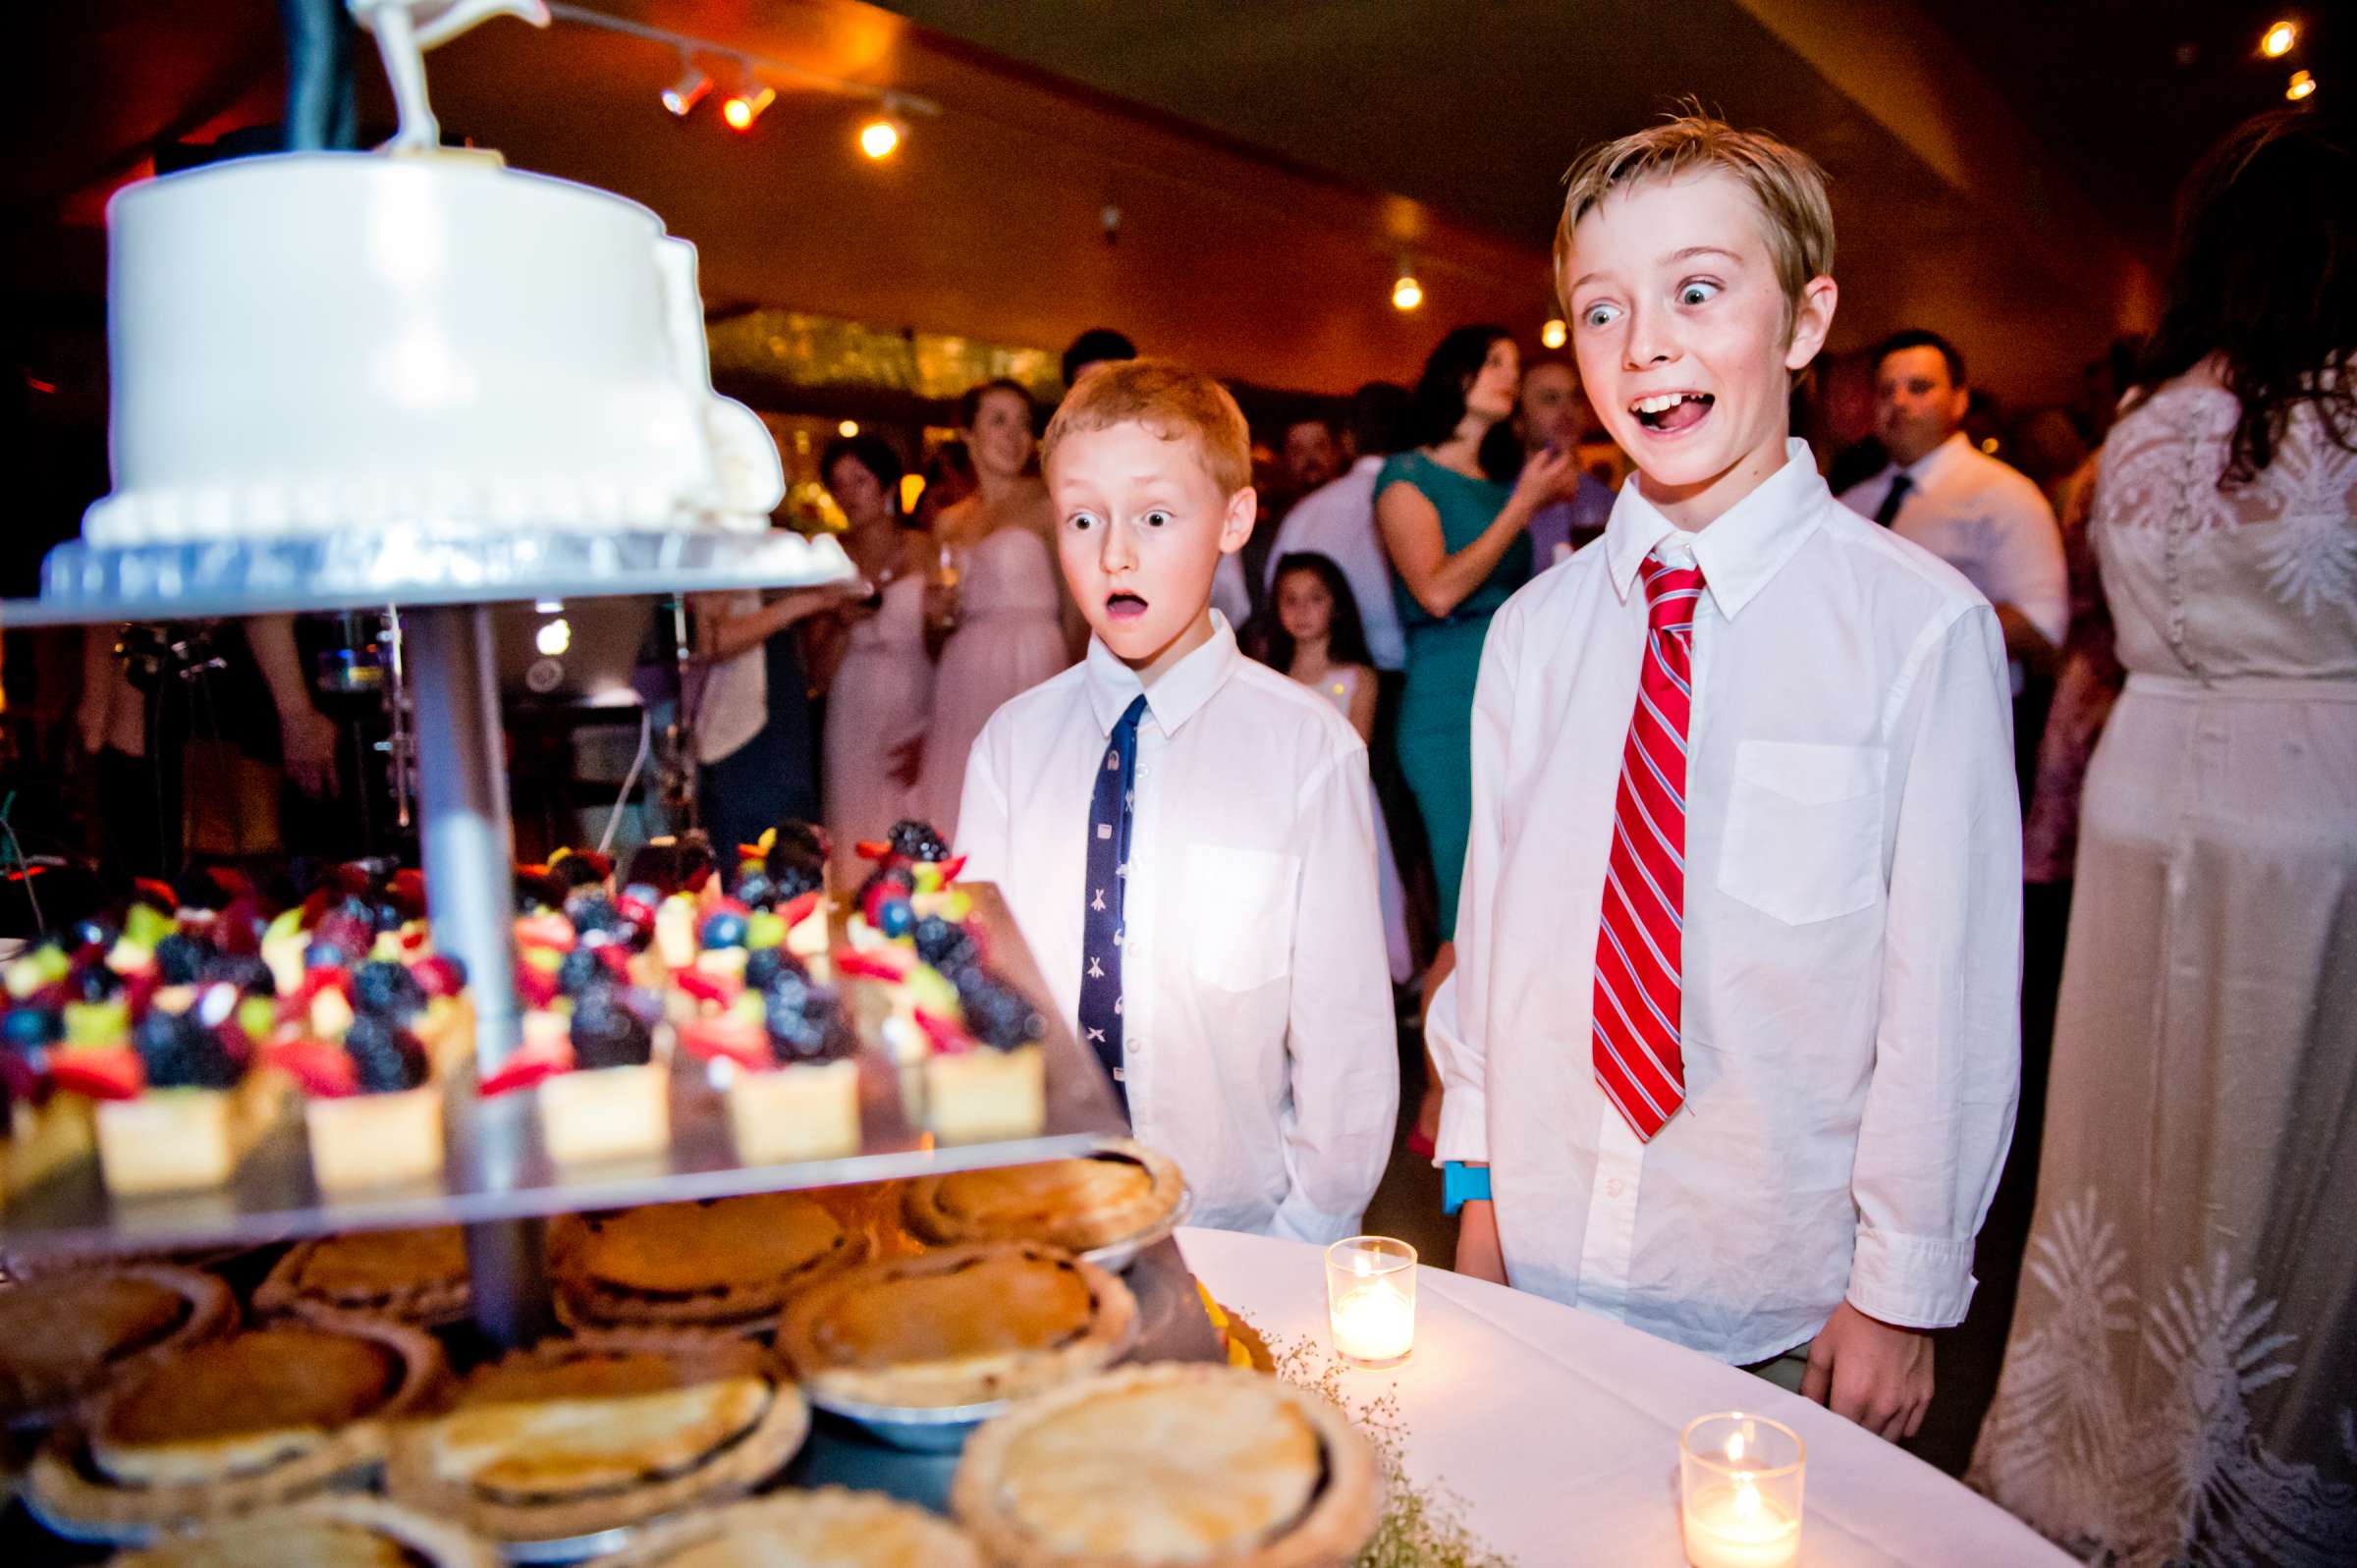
[1602,438,1829,621]
[1901,429,1971,483]
[1083,611,1240,736]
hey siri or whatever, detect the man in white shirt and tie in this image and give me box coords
[1839,330,2068,675]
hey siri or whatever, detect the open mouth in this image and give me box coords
[1629,391,1714,435]
[1105,591,1149,622]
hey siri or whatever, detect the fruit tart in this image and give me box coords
[920,970,1049,1145]
[777,1242,1137,1411]
[102,1494,495,1568]
[901,1139,1188,1257]
[595,1487,986,1568]
[852,820,970,929]
[680,955,864,1164]
[253,1225,470,1325]
[950,1363,1382,1568]
[0,1264,233,1424]
[551,1190,869,1331]
[271,1008,445,1193]
[482,985,672,1166]
[386,1330,809,1544]
[77,985,283,1198]
[29,1311,442,1533]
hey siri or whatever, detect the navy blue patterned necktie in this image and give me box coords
[1079,694,1148,1115]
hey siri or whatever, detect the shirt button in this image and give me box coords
[1605,1177,1626,1198]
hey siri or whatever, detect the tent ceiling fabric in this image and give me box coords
[15,0,2270,405]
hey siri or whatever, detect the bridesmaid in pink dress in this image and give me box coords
[814,435,936,888]
[916,379,1080,841]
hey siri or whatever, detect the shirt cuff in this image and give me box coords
[1846,1224,1978,1329]
[1433,1084,1488,1166]
[1269,1192,1365,1247]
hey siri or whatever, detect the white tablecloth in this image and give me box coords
[1178,1227,2068,1568]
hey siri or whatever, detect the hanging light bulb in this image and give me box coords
[1541,317,1568,350]
[2287,69,2317,100]
[1391,261,1423,312]
[2261,21,2297,59]
[662,55,711,117]
[858,115,903,160]
[838,419,860,438]
[720,71,776,132]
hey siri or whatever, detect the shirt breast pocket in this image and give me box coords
[1716,741,1885,926]
[1186,845,1299,992]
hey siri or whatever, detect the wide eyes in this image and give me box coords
[1581,302,1620,329]
[1142,510,1173,528]
[1067,511,1101,532]
[1678,280,1721,307]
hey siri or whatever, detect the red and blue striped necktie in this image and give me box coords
[1592,553,1704,1141]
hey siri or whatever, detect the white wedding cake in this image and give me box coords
[82,150,784,547]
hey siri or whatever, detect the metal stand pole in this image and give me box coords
[407,604,551,1343]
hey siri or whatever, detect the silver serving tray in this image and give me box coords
[500,1522,642,1564]
[803,1389,1013,1453]
[21,1483,157,1548]
[1079,1180,1195,1274]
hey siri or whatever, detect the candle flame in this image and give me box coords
[1735,1477,1762,1518]
[1727,1431,1746,1463]
[1354,1253,1371,1278]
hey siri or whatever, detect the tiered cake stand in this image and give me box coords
[0,530,1220,1533]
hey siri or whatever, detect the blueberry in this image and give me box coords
[743,947,804,994]
[70,918,119,954]
[885,820,951,863]
[731,871,776,911]
[354,959,427,1018]
[153,933,206,986]
[555,945,609,997]
[344,1013,428,1093]
[3,1006,60,1049]
[874,897,914,939]
[371,901,407,935]
[911,916,977,972]
[304,941,347,972]
[570,987,654,1070]
[136,1009,240,1090]
[564,891,622,937]
[699,909,748,950]
[959,978,1043,1053]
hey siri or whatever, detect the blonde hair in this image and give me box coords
[1555,110,1835,333]
[1041,358,1253,496]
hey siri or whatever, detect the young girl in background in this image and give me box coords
[1265,554,1412,986]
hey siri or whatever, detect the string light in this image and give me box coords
[720,82,776,131]
[2262,21,2297,59]
[900,473,926,514]
[858,116,903,160]
[1541,318,1568,350]
[1391,261,1423,312]
[838,419,860,438]
[661,56,711,116]
[2287,69,2317,100]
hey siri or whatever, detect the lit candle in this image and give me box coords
[1679,1414,1804,1568]
[1324,1236,1416,1368]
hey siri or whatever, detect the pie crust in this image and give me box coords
[592,1486,988,1568]
[551,1191,871,1331]
[0,1264,235,1423]
[30,1310,442,1531]
[951,1363,1382,1568]
[253,1226,470,1325]
[101,1493,495,1568]
[777,1242,1137,1409]
[899,1140,1186,1255]
[385,1330,810,1542]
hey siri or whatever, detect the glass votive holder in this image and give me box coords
[1680,1412,1804,1568]
[1324,1235,1416,1369]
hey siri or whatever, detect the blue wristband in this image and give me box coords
[1441,1162,1491,1216]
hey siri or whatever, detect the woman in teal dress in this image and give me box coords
[1378,325,1574,1150]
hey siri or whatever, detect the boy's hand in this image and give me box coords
[1801,1300,1933,1440]
[1453,1199,1507,1284]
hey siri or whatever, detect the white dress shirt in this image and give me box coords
[1262,456,1407,671]
[1840,430,2068,646]
[958,613,1399,1243]
[1430,441,2021,1364]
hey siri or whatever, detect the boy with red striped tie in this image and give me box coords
[1429,115,2020,1441]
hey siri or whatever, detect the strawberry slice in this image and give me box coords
[514,962,562,1010]
[929,854,967,884]
[912,1005,976,1055]
[679,1013,774,1070]
[780,890,823,927]
[411,954,466,999]
[675,968,737,1007]
[835,946,912,983]
[854,839,894,862]
[52,1047,144,1101]
[267,1037,359,1098]
[514,912,576,954]
[478,1034,576,1097]
[133,876,180,911]
[594,944,633,983]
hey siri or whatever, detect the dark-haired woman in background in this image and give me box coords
[1971,110,2357,1563]
[914,378,1079,839]
[1377,327,1570,1150]
[812,433,935,887]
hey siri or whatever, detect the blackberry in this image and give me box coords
[136,1009,241,1090]
[73,964,124,1002]
[555,945,608,998]
[858,864,918,903]
[763,979,851,1063]
[627,839,713,900]
[344,1013,428,1093]
[563,891,623,938]
[958,977,1043,1053]
[353,959,427,1018]
[885,820,951,863]
[767,859,824,902]
[549,851,611,890]
[743,947,805,994]
[770,820,827,864]
[152,932,207,986]
[911,915,977,974]
[200,950,277,996]
[172,867,230,911]
[514,867,566,913]
[570,987,654,1070]
[730,870,776,911]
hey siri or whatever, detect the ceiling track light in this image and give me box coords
[661,53,711,117]
[721,72,777,132]
[2262,21,2297,59]
[2286,69,2317,100]
[858,104,905,160]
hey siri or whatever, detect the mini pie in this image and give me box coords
[386,1330,809,1542]
[102,1494,495,1568]
[0,1264,235,1422]
[592,1487,987,1568]
[254,1226,470,1325]
[777,1242,1137,1410]
[30,1311,442,1531]
[900,1140,1187,1256]
[551,1191,870,1330]
[952,1363,1382,1568]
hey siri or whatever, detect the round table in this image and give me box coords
[1177,1227,2068,1568]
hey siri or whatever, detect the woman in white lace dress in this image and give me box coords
[1970,111,2357,1567]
